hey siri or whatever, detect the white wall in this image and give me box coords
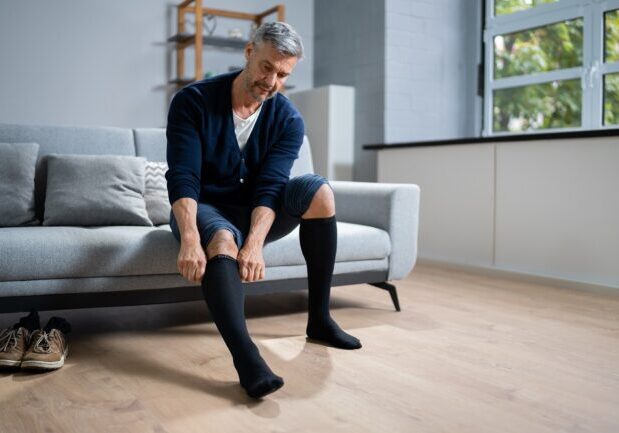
[376,137,619,288]
[0,0,313,129]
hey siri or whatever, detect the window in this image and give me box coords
[484,0,619,135]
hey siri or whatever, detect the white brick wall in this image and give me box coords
[384,0,481,143]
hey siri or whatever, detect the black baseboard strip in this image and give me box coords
[0,270,388,314]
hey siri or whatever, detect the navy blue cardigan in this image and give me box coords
[165,70,304,211]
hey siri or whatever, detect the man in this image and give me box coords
[166,22,361,400]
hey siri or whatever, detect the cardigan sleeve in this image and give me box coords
[165,87,203,206]
[251,113,304,211]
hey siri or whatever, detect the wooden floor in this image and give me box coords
[1,263,618,433]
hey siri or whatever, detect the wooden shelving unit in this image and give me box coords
[168,0,285,86]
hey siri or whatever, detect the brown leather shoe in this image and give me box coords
[21,329,68,370]
[0,327,31,368]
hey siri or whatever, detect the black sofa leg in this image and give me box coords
[369,282,401,312]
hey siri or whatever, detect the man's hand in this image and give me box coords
[177,239,207,283]
[237,206,275,282]
[237,242,265,282]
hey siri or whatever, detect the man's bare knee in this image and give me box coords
[302,183,336,218]
[206,229,239,260]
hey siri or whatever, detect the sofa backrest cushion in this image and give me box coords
[133,128,166,162]
[0,124,135,222]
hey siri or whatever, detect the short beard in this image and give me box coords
[242,67,277,102]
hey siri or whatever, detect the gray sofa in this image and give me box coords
[0,123,420,314]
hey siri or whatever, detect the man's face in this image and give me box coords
[242,41,298,102]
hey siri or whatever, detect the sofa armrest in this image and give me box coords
[330,181,420,281]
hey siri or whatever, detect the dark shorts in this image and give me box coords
[170,173,332,249]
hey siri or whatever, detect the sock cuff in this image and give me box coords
[300,214,336,225]
[209,254,238,263]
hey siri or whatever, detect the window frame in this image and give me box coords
[483,0,619,135]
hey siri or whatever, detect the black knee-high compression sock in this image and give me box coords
[201,254,284,398]
[300,215,362,350]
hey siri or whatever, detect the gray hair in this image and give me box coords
[251,22,304,60]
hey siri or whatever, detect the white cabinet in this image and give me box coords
[288,85,355,181]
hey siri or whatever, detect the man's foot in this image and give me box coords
[306,316,362,350]
[234,352,284,399]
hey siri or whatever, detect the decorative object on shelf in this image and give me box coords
[248,22,258,40]
[203,14,216,36]
[228,28,243,40]
[203,71,215,79]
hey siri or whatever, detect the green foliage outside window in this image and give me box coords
[493,79,581,132]
[605,74,619,126]
[605,10,619,63]
[493,19,583,132]
[603,10,619,125]
[494,19,583,79]
[495,0,558,16]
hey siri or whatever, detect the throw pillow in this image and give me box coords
[42,154,153,226]
[144,161,171,225]
[0,142,40,227]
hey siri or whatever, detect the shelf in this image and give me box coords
[167,33,249,50]
[167,78,196,86]
[169,2,285,84]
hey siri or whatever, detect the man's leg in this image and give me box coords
[201,229,284,398]
[291,177,362,350]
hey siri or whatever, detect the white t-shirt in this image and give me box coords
[233,104,262,150]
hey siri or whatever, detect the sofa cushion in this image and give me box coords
[0,222,390,281]
[43,154,152,226]
[144,161,171,225]
[0,226,178,281]
[263,222,391,266]
[0,142,39,227]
